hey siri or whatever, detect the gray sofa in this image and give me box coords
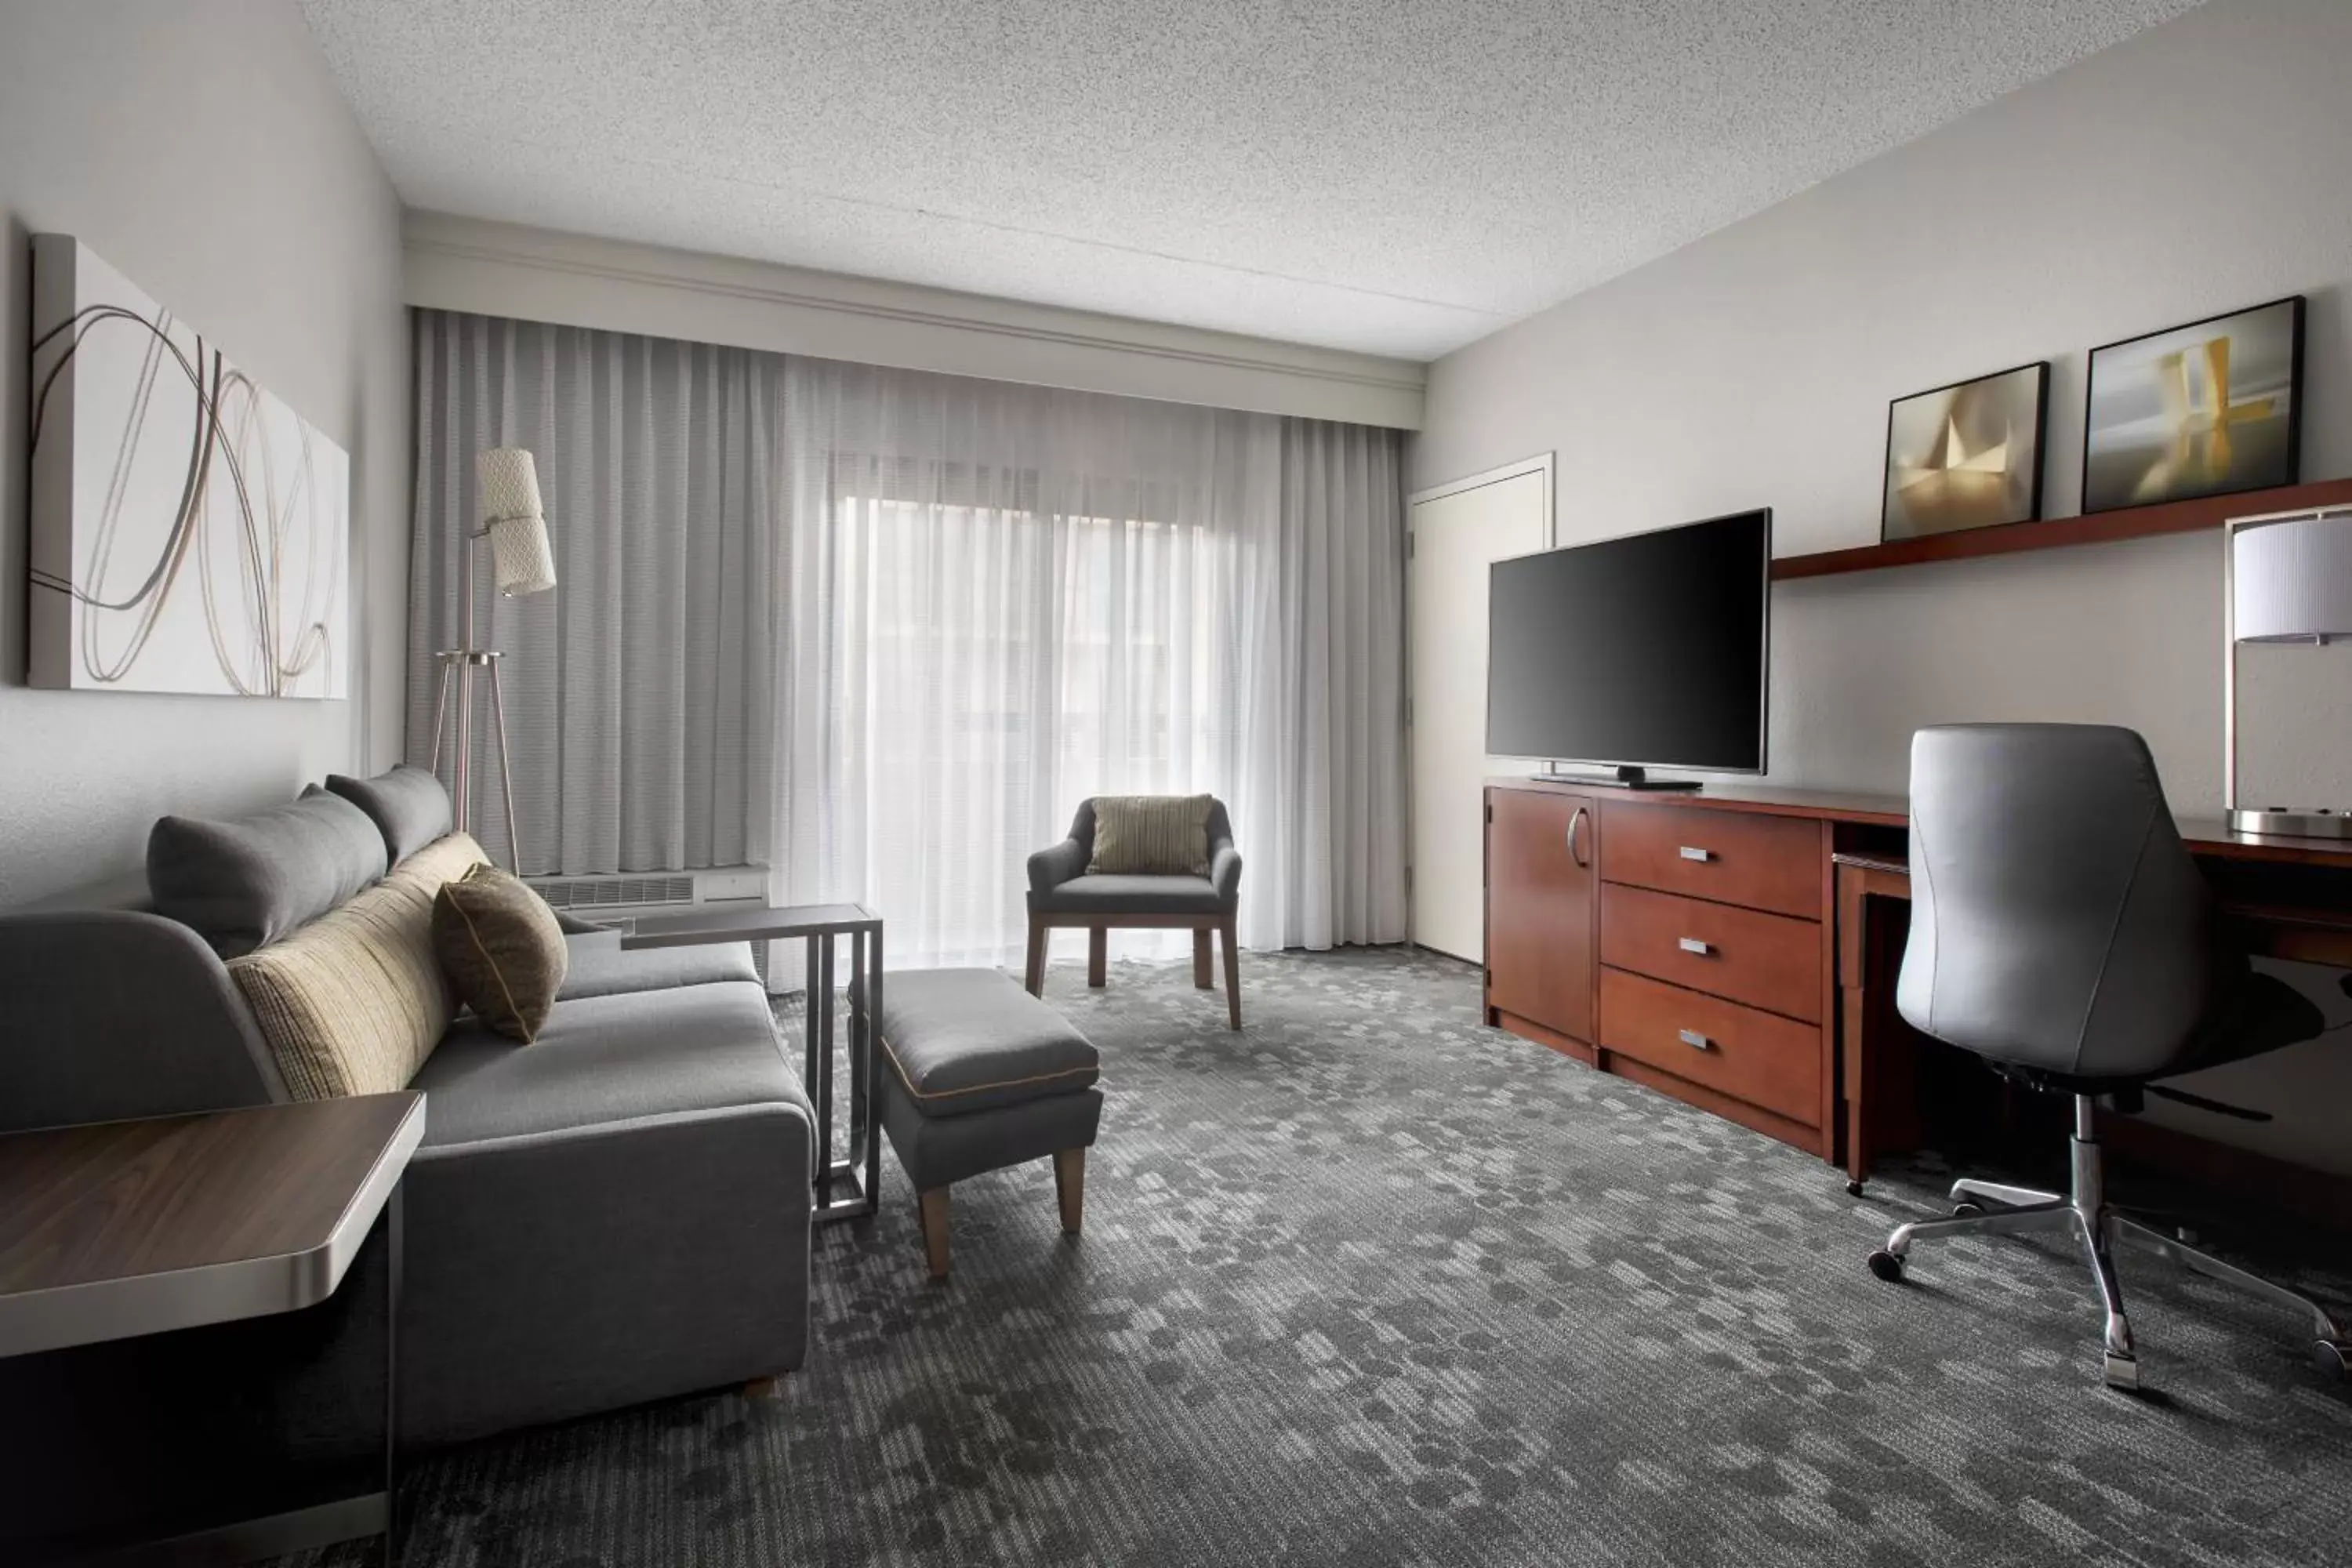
[0,782,814,1448]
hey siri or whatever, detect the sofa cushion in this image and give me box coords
[228,873,454,1099]
[1087,793,1213,876]
[558,930,761,1000]
[389,833,490,897]
[433,865,568,1042]
[1029,873,1224,915]
[149,787,388,957]
[327,766,454,864]
[877,967,1099,1119]
[410,981,797,1149]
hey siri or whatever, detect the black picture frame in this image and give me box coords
[1879,359,2050,545]
[2081,295,2305,516]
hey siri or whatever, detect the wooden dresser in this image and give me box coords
[1483,779,1896,1160]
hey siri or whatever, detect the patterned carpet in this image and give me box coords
[311,946,2351,1566]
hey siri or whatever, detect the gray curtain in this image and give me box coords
[408,308,1406,956]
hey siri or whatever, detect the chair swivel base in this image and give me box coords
[1866,1099,2350,1390]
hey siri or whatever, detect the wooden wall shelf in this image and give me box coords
[1770,477,2352,583]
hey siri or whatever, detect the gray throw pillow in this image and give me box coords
[326,765,455,864]
[147,786,389,958]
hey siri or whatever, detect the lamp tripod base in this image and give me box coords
[2228,807,2352,839]
[428,648,524,869]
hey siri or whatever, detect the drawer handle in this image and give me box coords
[1678,937,1713,956]
[1678,845,1714,862]
[1678,1028,1712,1051]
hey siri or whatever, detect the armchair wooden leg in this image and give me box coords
[1192,927,1213,988]
[1220,917,1242,1030]
[1053,1147,1086,1235]
[1025,918,1048,996]
[1087,926,1107,988]
[742,1374,786,1399]
[918,1187,951,1281]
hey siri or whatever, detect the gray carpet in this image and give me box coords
[321,946,2351,1566]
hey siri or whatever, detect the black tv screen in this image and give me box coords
[1486,509,1770,773]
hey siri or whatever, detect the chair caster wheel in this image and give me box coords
[1845,1180,1865,1197]
[1951,1202,1984,1218]
[2102,1352,2141,1392]
[2315,1340,2349,1381]
[1866,1249,1904,1283]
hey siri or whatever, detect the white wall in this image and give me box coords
[0,0,408,906]
[405,212,1425,431]
[1414,0,2352,1172]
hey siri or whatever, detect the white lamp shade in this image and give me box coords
[2232,511,2352,643]
[476,448,557,597]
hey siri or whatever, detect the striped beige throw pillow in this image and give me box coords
[227,831,489,1098]
[1088,795,1214,877]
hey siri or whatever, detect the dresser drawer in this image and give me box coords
[1599,884,1822,1023]
[1598,968,1821,1127]
[1599,802,1823,918]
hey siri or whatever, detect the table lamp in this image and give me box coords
[2225,503,2352,837]
[428,448,557,868]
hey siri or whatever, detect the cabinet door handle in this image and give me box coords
[1678,1028,1711,1050]
[1678,845,1713,862]
[1678,937,1713,956]
[1566,805,1591,869]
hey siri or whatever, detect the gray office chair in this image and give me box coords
[1867,723,2348,1389]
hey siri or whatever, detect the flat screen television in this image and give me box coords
[1486,508,1771,783]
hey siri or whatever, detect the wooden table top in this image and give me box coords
[0,1094,423,1358]
[620,900,881,948]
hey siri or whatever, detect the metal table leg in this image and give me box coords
[815,925,880,1224]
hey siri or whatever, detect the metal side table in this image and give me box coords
[622,901,884,1222]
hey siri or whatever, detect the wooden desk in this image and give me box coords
[1483,775,2352,1199]
[1834,851,2352,1220]
[0,1094,422,1565]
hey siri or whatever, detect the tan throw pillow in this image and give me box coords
[1088,794,1214,876]
[230,873,456,1099]
[433,863,569,1041]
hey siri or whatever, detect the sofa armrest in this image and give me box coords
[0,911,281,1131]
[1210,841,1243,908]
[1028,837,1089,894]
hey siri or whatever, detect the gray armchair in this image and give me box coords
[1025,797,1243,1028]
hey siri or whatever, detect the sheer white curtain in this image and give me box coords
[411,310,1406,964]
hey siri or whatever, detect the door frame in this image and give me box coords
[1404,452,1555,957]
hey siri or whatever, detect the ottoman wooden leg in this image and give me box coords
[1087,926,1108,988]
[1192,927,1213,988]
[1220,918,1242,1030]
[1053,1147,1086,1236]
[1025,918,1048,996]
[918,1187,951,1281]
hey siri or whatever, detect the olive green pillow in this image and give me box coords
[432,863,568,1041]
[1088,794,1214,877]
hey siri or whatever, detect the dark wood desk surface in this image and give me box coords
[0,1094,423,1357]
[1494,775,2352,869]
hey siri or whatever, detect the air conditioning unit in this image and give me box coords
[525,864,779,988]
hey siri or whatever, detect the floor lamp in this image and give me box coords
[430,447,557,869]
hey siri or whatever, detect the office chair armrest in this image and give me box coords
[1028,837,1089,893]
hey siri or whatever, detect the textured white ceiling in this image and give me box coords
[302,0,2201,360]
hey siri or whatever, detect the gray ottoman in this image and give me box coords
[875,967,1104,1280]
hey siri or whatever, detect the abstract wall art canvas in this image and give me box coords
[28,234,349,698]
[1881,361,2049,542]
[2082,296,2303,515]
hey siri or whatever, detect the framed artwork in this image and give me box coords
[1881,361,2049,542]
[27,234,350,697]
[2082,295,2303,515]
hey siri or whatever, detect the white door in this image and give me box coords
[1408,457,1552,962]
